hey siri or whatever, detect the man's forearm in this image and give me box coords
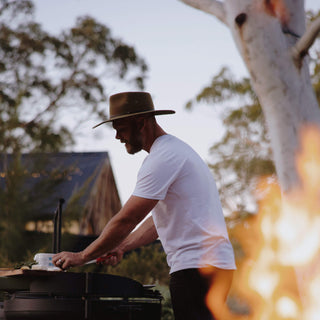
[81,196,158,262]
[81,210,135,261]
[117,216,158,253]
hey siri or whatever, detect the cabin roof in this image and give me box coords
[0,152,119,220]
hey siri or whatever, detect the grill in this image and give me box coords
[0,270,162,320]
[0,201,162,319]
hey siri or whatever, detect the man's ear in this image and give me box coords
[137,117,146,131]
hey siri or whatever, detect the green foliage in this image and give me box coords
[63,173,94,224]
[74,242,170,286]
[0,154,78,262]
[186,11,320,217]
[105,243,170,286]
[186,67,275,215]
[0,0,147,154]
[0,155,40,262]
[0,0,148,266]
[157,285,174,320]
[308,10,320,103]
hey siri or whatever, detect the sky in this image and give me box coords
[32,0,319,204]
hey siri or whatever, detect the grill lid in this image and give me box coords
[29,272,144,297]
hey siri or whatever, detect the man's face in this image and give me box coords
[112,118,143,154]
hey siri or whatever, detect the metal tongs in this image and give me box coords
[85,253,117,265]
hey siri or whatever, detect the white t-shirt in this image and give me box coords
[133,134,236,273]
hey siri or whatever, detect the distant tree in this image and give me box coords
[103,242,170,286]
[0,0,147,154]
[187,67,275,215]
[0,153,83,263]
[183,9,320,315]
[0,156,32,262]
[308,10,320,101]
[180,0,320,196]
[186,10,320,217]
[0,0,148,264]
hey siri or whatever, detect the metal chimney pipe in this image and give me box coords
[52,198,65,253]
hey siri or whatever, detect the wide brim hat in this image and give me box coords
[93,91,175,128]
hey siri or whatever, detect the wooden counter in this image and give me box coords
[0,269,62,277]
[0,269,64,292]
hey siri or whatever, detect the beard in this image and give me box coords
[125,141,142,154]
[124,129,143,155]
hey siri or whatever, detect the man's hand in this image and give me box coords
[98,249,124,266]
[52,197,158,271]
[53,251,85,270]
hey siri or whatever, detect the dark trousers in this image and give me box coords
[169,268,214,320]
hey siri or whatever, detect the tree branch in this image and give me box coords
[22,47,89,128]
[292,16,320,68]
[179,0,227,25]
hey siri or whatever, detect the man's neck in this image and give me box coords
[143,123,167,153]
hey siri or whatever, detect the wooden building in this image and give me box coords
[0,152,122,237]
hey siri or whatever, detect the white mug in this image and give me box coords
[33,253,60,271]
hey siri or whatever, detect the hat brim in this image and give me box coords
[92,109,175,129]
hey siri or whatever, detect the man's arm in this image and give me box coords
[101,215,158,266]
[52,195,158,269]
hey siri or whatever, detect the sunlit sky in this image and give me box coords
[32,0,319,204]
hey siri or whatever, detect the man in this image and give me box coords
[53,91,236,320]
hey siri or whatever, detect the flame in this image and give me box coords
[205,125,320,319]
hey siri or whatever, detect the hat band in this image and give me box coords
[110,108,153,119]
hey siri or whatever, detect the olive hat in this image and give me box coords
[93,91,175,128]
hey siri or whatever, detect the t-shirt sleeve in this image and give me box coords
[133,153,184,200]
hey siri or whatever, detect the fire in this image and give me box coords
[205,125,320,319]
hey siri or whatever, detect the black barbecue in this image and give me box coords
[0,200,163,319]
[0,270,162,320]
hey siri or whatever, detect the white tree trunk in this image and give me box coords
[180,0,320,193]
